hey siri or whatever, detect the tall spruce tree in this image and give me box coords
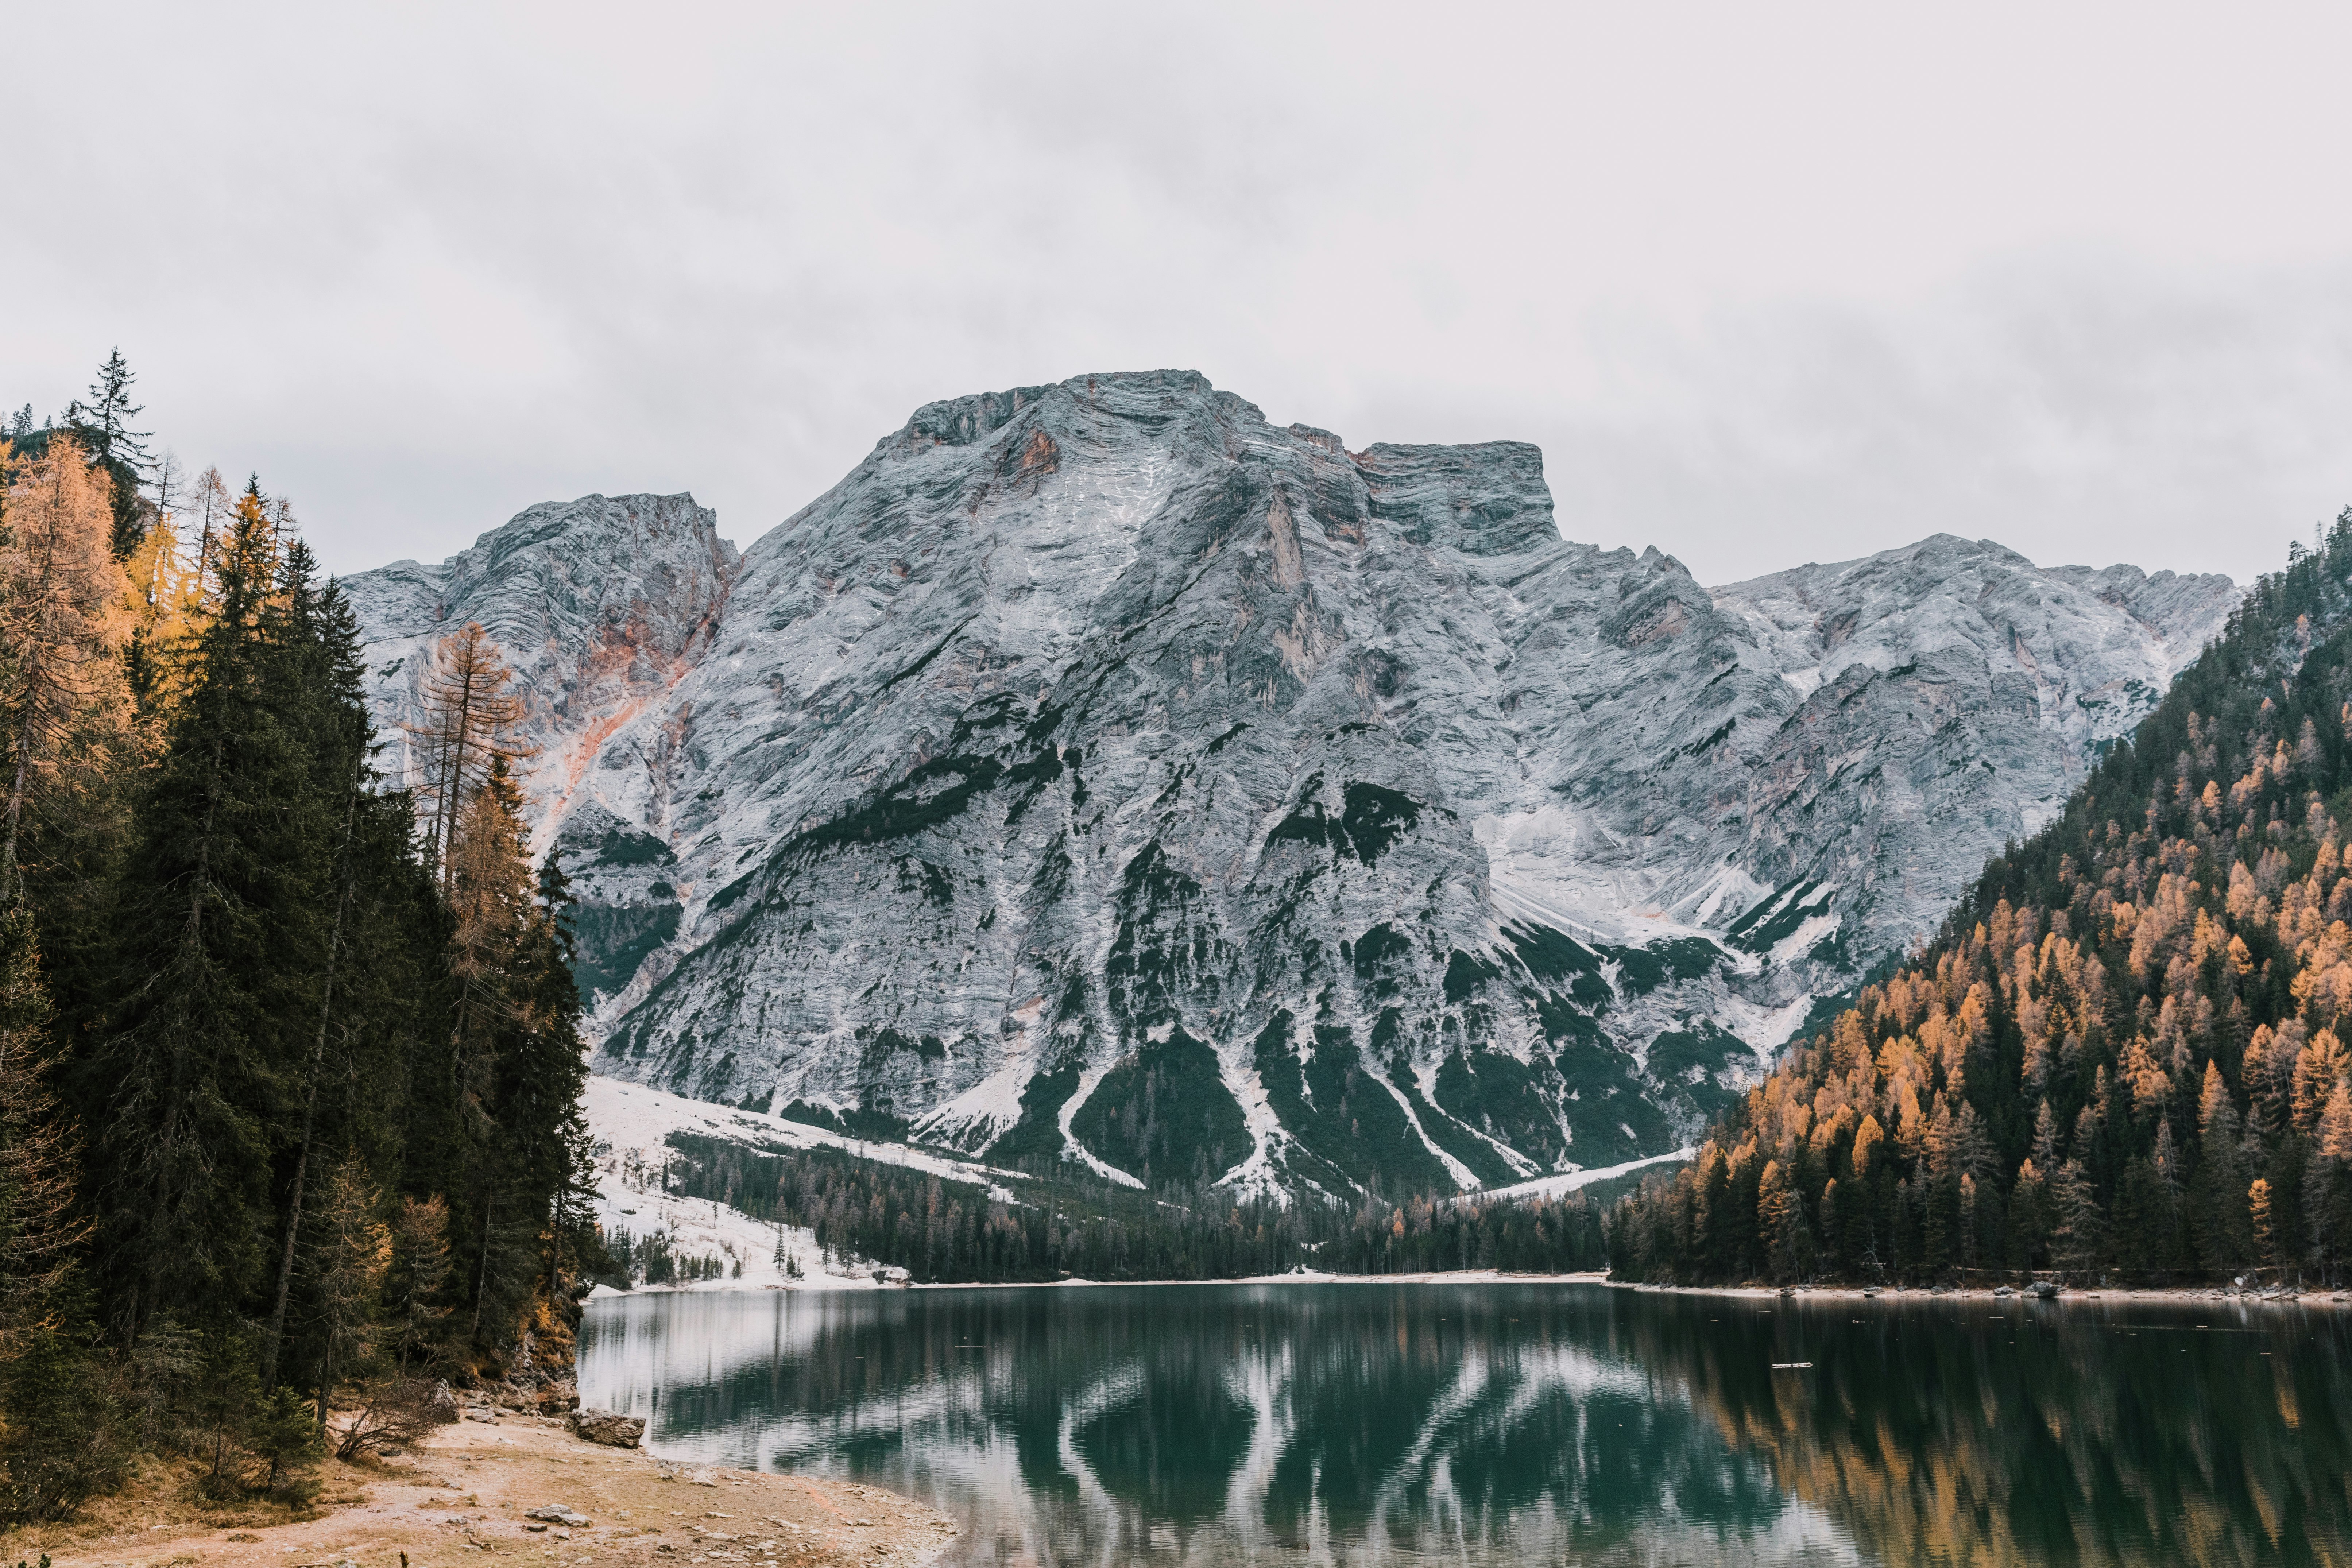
[439,755,589,1351]
[78,481,334,1337]
[1,397,597,1520]
[65,350,154,561]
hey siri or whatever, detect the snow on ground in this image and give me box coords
[591,1154,867,1293]
[1713,991,1823,1059]
[1462,1146,1695,1207]
[1053,1062,1146,1188]
[584,1075,1033,1292]
[588,1076,1029,1199]
[584,1076,1687,1291]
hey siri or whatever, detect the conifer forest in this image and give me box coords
[1609,514,2352,1289]
[0,357,596,1520]
[7,349,2352,1534]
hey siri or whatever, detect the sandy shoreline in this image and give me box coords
[9,1402,956,1568]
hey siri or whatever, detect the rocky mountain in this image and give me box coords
[346,371,2237,1200]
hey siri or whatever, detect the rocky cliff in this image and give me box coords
[347,371,2237,1198]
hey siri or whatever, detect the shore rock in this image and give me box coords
[568,1408,645,1448]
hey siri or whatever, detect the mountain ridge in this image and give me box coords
[347,370,2238,1200]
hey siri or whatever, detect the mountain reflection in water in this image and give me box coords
[577,1282,2351,1566]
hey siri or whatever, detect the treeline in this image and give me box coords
[662,1133,1316,1282]
[0,354,596,1521]
[653,1133,1609,1284]
[603,1227,737,1284]
[1611,514,2352,1289]
[1324,1188,1610,1275]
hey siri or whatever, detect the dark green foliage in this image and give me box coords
[1252,1015,1455,1196]
[572,824,677,869]
[1552,1040,1673,1166]
[78,505,344,1334]
[1103,842,1226,1030]
[776,1098,914,1143]
[1432,1048,1567,1170]
[1643,1022,1749,1119]
[662,1131,1313,1284]
[982,1062,1084,1163]
[1502,921,1611,1007]
[0,419,592,1522]
[0,510,588,1518]
[798,753,1002,852]
[653,1130,1610,1285]
[1597,937,1725,995]
[1442,950,1501,1005]
[243,1387,324,1501]
[63,349,153,560]
[1349,922,1413,997]
[1722,878,1835,956]
[566,898,681,1003]
[1069,1026,1250,1189]
[1264,778,1425,864]
[1336,783,1421,864]
[1326,1189,1610,1275]
[0,1318,127,1522]
[858,1025,948,1069]
[1384,1058,1521,1189]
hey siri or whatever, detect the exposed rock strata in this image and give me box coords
[348,371,2236,1197]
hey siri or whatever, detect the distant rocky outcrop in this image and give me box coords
[347,371,2237,1199]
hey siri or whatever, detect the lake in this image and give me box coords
[577,1281,2352,1566]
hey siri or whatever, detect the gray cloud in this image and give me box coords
[6,2,2351,585]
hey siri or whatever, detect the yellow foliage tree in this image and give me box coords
[0,433,137,901]
[403,622,533,891]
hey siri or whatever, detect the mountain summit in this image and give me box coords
[347,371,2236,1197]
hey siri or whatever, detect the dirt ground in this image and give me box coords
[8,1410,957,1568]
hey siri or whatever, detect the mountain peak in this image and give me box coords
[347,382,2246,1201]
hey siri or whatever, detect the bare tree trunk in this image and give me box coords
[261,782,360,1389]
[433,675,476,893]
[192,469,221,604]
[471,1187,495,1337]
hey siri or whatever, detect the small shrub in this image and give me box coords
[245,1387,324,1503]
[334,1377,446,1461]
[0,1326,128,1523]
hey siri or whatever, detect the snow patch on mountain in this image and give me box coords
[349,373,2240,1202]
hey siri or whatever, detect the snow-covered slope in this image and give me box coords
[582,1075,1027,1290]
[348,371,2237,1200]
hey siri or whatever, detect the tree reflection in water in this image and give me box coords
[580,1283,2350,1566]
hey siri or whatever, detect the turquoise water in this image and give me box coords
[577,1282,2352,1565]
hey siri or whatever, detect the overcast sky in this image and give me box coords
[8,3,2352,587]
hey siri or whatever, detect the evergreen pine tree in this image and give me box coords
[65,350,153,561]
[76,483,332,1338]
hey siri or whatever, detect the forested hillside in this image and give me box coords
[1611,514,2352,1288]
[0,358,596,1522]
[641,1130,1614,1286]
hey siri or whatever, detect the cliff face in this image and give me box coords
[348,371,2237,1197]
